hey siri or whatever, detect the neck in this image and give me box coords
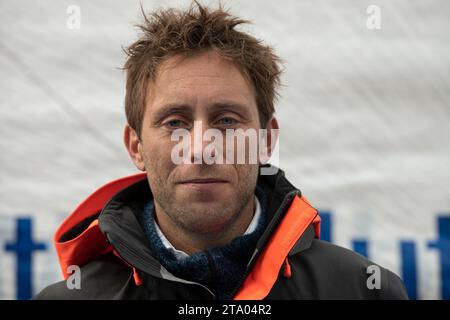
[153,196,256,255]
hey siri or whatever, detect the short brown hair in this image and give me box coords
[124,1,282,138]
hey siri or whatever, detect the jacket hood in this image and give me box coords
[54,173,147,279]
[53,165,321,299]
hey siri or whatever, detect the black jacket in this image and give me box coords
[35,167,408,300]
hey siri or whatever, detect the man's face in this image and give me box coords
[129,50,267,236]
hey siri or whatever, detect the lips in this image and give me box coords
[178,178,228,184]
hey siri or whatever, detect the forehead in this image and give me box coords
[146,50,256,111]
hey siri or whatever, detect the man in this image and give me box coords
[36,3,408,300]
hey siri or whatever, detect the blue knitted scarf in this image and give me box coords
[142,186,268,299]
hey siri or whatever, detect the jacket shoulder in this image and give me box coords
[271,239,408,299]
[34,255,138,300]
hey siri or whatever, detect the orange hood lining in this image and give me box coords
[234,195,320,300]
[54,173,147,278]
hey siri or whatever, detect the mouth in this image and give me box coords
[177,178,229,185]
[176,177,230,195]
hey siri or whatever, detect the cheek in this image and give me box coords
[141,138,175,175]
[234,164,259,189]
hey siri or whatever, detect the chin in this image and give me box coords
[182,207,235,232]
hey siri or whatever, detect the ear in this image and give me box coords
[259,117,279,164]
[124,124,146,171]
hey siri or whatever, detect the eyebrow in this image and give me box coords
[152,100,251,123]
[207,101,250,116]
[152,104,194,123]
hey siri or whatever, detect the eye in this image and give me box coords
[164,119,187,129]
[217,117,237,126]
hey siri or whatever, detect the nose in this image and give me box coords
[189,120,220,164]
